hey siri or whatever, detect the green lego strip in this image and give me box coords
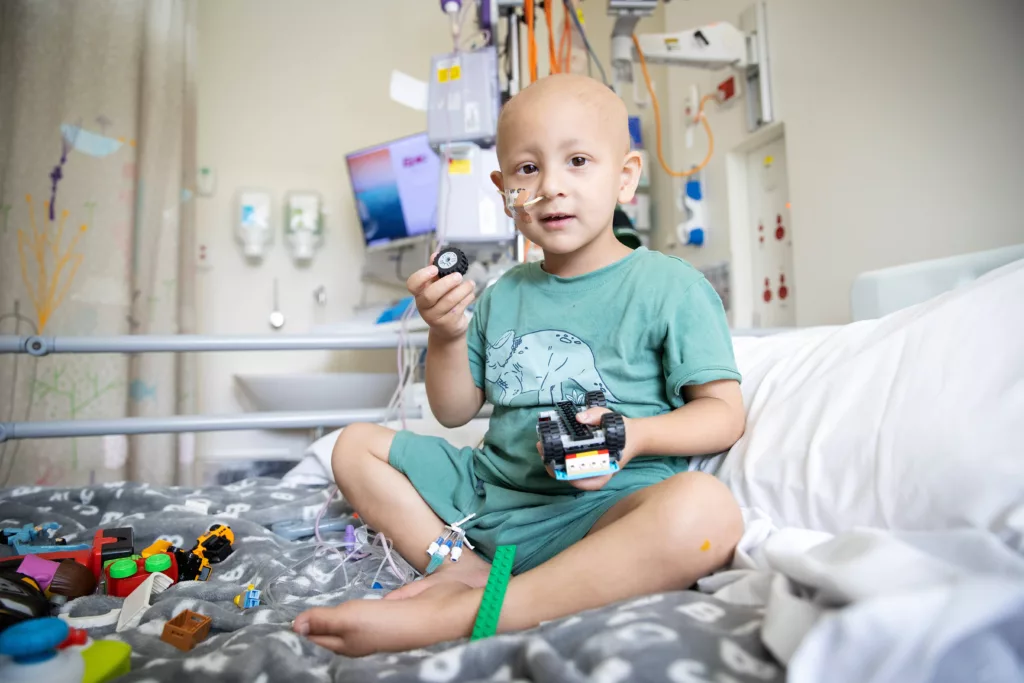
[470,544,516,641]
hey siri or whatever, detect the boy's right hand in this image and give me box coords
[407,253,476,342]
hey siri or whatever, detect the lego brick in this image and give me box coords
[470,545,516,641]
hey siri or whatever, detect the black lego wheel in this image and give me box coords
[601,412,626,457]
[585,391,606,408]
[539,420,565,464]
[434,246,469,278]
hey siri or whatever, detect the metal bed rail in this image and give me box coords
[0,332,429,356]
[0,328,792,442]
[0,409,421,443]
[0,331,428,442]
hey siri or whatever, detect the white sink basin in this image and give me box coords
[234,372,400,412]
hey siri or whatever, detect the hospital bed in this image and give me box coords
[1,245,1022,683]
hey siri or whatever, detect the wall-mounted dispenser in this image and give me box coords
[285,191,324,264]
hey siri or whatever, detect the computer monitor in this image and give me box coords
[345,132,440,249]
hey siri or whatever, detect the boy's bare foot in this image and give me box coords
[383,561,491,601]
[293,582,481,656]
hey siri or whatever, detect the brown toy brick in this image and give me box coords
[161,609,212,651]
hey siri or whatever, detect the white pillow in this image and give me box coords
[719,259,1024,549]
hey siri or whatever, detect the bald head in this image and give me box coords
[496,73,631,165]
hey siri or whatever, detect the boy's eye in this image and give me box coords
[518,163,538,175]
[570,156,588,167]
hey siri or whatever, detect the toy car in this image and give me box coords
[536,391,626,481]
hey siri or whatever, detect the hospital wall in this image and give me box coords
[194,1,454,468]
[660,0,1024,325]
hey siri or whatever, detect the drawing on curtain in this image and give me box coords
[0,0,199,488]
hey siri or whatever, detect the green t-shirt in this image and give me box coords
[466,246,741,495]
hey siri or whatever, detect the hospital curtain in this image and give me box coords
[0,0,198,488]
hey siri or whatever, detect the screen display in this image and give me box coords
[345,133,440,247]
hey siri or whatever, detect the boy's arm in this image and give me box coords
[575,379,744,461]
[408,259,485,428]
[629,379,745,457]
[424,330,485,428]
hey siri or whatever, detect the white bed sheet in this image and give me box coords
[702,515,1024,683]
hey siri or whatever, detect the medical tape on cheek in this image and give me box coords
[503,188,544,223]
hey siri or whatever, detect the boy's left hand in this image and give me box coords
[535,407,636,491]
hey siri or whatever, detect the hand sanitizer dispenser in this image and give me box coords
[285,191,323,264]
[237,190,273,261]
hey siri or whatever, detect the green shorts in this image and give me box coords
[389,430,655,574]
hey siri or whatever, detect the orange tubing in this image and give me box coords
[632,33,718,177]
[525,0,538,83]
[545,0,558,73]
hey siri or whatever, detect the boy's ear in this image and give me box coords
[491,171,514,218]
[616,151,643,204]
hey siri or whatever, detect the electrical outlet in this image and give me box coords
[196,242,212,270]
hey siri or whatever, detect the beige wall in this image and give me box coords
[195,0,453,464]
[661,0,1024,325]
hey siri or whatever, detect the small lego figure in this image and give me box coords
[233,584,260,609]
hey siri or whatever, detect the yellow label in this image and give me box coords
[448,159,471,175]
[577,8,584,23]
[438,64,461,82]
[764,155,774,166]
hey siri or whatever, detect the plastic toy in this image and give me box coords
[172,548,210,581]
[233,583,260,609]
[192,524,234,565]
[2,523,90,556]
[536,391,627,480]
[0,616,131,682]
[89,528,134,579]
[433,245,469,278]
[160,609,211,652]
[104,552,178,598]
[48,560,98,600]
[470,544,516,641]
[15,555,59,590]
[0,569,50,632]
[116,571,173,633]
[139,525,233,582]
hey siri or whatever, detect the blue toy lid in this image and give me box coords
[0,616,67,664]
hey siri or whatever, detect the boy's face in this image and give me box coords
[490,84,642,257]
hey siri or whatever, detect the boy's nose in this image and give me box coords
[538,171,565,199]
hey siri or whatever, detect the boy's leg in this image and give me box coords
[293,470,743,656]
[329,423,491,592]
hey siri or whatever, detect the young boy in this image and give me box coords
[293,73,745,657]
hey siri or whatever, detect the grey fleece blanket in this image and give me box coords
[0,478,784,682]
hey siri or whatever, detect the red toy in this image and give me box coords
[104,553,178,598]
[89,528,134,579]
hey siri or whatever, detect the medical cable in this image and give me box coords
[559,3,573,72]
[525,0,538,83]
[544,0,558,73]
[633,33,719,177]
[563,0,607,85]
